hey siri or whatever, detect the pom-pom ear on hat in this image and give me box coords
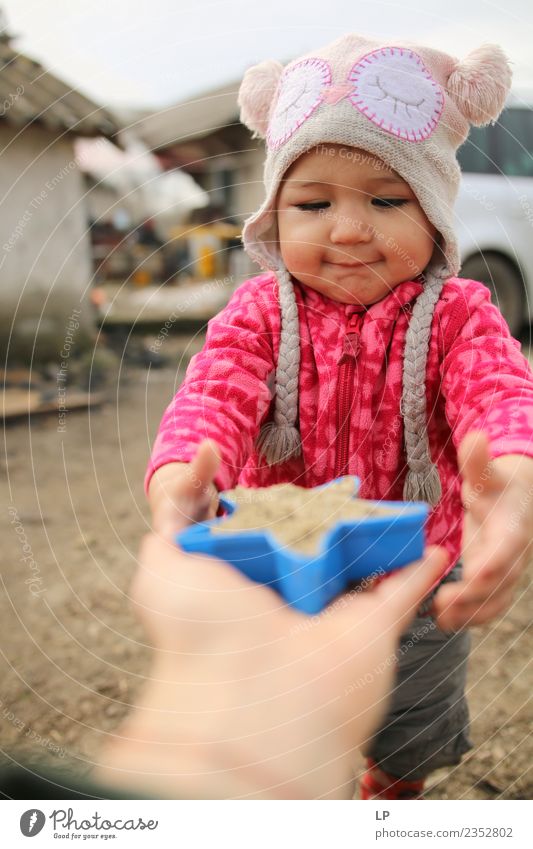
[447,44,513,126]
[238,59,283,138]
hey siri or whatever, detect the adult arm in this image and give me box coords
[92,534,448,799]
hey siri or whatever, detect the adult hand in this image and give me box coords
[94,535,447,799]
[433,431,533,630]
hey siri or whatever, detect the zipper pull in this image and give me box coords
[339,332,360,365]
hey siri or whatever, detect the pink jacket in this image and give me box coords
[146,272,533,570]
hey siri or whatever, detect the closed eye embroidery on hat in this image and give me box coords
[267,46,444,149]
[348,47,444,141]
[267,58,331,149]
[368,76,426,116]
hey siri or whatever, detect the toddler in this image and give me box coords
[147,33,533,798]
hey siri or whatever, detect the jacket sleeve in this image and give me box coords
[440,280,533,458]
[145,277,278,493]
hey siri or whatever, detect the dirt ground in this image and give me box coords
[1,335,532,800]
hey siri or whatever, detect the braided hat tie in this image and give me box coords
[401,264,449,506]
[256,265,302,465]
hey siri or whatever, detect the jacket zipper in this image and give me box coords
[334,313,363,478]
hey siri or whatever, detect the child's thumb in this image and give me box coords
[189,439,221,494]
[458,431,495,492]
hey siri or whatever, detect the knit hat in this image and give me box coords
[238,33,512,505]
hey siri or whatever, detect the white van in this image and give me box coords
[455,92,533,334]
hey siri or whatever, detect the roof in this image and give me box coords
[125,81,242,152]
[0,38,119,139]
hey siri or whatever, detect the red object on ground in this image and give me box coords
[360,758,425,800]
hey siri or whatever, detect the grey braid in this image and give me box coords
[256,266,302,465]
[401,264,448,506]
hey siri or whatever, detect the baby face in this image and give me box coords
[276,144,437,305]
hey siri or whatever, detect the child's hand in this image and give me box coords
[433,431,533,630]
[148,440,221,540]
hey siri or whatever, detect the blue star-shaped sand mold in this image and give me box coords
[177,477,428,614]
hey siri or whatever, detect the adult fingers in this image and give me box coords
[131,533,228,641]
[372,546,449,636]
[138,532,264,599]
[333,546,448,637]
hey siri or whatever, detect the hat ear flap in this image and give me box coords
[238,59,283,138]
[446,44,512,126]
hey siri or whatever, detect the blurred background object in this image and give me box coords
[0,20,119,363]
[455,89,533,334]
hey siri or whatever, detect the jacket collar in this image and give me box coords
[297,277,425,321]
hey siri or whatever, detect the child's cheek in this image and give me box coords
[286,242,315,269]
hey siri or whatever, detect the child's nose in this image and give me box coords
[329,213,374,244]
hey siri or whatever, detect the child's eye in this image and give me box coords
[294,201,330,211]
[372,198,409,208]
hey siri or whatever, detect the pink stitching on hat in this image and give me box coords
[266,58,331,149]
[347,46,444,142]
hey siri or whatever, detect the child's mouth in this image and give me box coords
[326,260,375,269]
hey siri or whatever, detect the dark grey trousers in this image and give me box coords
[363,562,473,780]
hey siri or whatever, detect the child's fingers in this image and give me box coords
[152,492,187,536]
[151,443,221,537]
[176,440,221,512]
[432,581,514,630]
[455,523,527,608]
[432,551,522,621]
[459,431,500,495]
[154,491,203,536]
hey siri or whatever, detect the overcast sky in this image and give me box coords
[1,0,532,109]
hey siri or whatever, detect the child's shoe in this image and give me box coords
[359,758,425,799]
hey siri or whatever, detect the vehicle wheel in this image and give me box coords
[460,252,525,336]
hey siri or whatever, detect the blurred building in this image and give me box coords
[0,27,119,361]
[128,80,265,280]
[75,132,210,285]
